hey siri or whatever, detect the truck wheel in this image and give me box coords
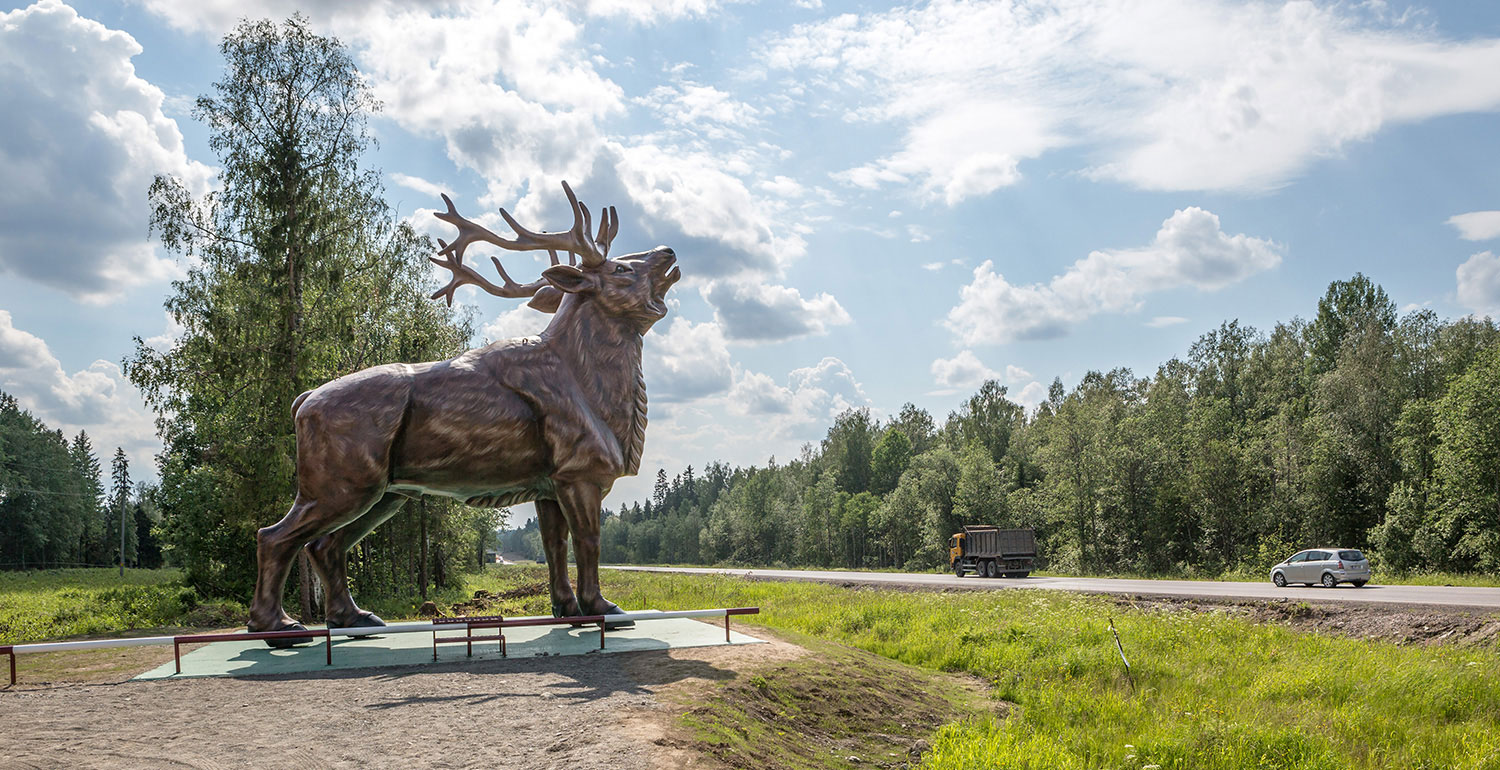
[985,561,998,578]
[954,564,965,578]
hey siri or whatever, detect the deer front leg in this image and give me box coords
[535,499,580,618]
[555,482,632,628]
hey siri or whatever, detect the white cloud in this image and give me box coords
[765,0,1500,199]
[639,81,763,140]
[1147,315,1189,328]
[1457,251,1500,318]
[137,2,805,283]
[1012,380,1048,409]
[1447,211,1500,242]
[481,304,551,342]
[727,356,870,437]
[757,175,806,199]
[931,350,998,390]
[922,262,945,271]
[1004,364,1031,383]
[946,207,1279,344]
[141,0,733,33]
[0,1,213,301]
[582,0,741,24]
[0,310,158,474]
[726,370,794,415]
[390,172,448,200]
[143,312,185,353]
[643,317,734,402]
[607,142,808,276]
[702,280,851,341]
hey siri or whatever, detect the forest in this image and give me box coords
[576,275,1500,577]
[0,393,161,571]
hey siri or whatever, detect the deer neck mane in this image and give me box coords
[540,295,647,476]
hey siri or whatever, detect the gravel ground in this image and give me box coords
[0,629,803,770]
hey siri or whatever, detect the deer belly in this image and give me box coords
[390,378,551,479]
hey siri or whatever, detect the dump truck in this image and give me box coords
[949,525,1036,578]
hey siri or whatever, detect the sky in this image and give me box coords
[1,0,1499,523]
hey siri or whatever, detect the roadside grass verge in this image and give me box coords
[584,567,1500,770]
[0,568,243,645]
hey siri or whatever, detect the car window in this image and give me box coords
[1287,552,1306,563]
[1338,550,1364,561]
[1312,551,1330,560]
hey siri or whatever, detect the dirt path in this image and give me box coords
[0,630,805,770]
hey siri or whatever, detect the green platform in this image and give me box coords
[134,616,762,680]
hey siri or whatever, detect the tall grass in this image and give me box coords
[0,568,242,644]
[586,568,1500,770]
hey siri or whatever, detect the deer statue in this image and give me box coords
[247,181,679,644]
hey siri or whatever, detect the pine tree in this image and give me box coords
[654,468,669,509]
[69,431,104,566]
[110,447,136,570]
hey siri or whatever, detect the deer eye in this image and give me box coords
[613,264,630,274]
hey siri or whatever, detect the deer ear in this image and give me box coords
[542,264,592,293]
[527,286,564,313]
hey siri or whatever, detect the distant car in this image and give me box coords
[1270,548,1370,588]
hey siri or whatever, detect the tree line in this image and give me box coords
[586,275,1500,576]
[0,393,162,570]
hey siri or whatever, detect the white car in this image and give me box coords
[1270,548,1371,588]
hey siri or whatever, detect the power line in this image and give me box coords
[0,457,79,473]
[0,485,101,498]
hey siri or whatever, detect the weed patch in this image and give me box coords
[680,635,993,769]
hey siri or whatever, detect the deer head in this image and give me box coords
[429,181,680,334]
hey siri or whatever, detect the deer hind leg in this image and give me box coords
[536,499,581,618]
[555,482,632,628]
[305,492,409,628]
[249,486,385,641]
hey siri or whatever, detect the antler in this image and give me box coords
[492,181,614,267]
[429,182,616,305]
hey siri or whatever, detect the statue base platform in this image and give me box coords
[134,614,762,681]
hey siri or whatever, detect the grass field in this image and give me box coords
[6,566,1499,769]
[0,568,246,645]
[454,566,1500,770]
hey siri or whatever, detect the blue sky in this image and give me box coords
[2,0,1499,518]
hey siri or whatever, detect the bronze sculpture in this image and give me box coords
[247,182,679,643]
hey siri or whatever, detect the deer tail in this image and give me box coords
[291,390,313,419]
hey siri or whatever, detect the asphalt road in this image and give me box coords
[606,565,1500,611]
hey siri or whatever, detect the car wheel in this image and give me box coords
[1352,580,1366,587]
[1273,572,1287,587]
[1322,572,1337,588]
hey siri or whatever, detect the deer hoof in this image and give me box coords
[331,611,386,630]
[600,600,634,629]
[257,621,316,649]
